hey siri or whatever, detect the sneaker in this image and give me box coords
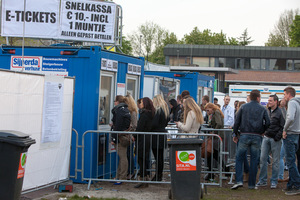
[285,188,300,195]
[255,181,267,187]
[231,183,243,190]
[282,187,293,192]
[270,182,277,189]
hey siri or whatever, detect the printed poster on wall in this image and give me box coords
[41,76,64,143]
[176,150,196,171]
[1,0,60,38]
[59,0,116,43]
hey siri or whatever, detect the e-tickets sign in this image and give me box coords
[1,0,117,43]
[1,0,59,38]
[175,150,197,171]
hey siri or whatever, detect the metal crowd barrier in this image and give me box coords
[80,127,237,190]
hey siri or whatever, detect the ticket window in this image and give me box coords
[198,87,204,105]
[98,72,115,128]
[126,75,139,101]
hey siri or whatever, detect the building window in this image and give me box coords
[192,57,209,67]
[261,59,266,70]
[236,58,244,69]
[270,59,286,70]
[210,58,215,67]
[295,60,300,71]
[287,60,293,70]
[219,58,225,67]
[225,58,235,69]
[250,59,260,70]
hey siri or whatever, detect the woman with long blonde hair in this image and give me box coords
[125,94,138,131]
[151,94,170,181]
[124,94,138,179]
[175,97,204,137]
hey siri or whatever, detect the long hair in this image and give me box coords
[183,98,204,124]
[153,94,169,120]
[205,103,224,118]
[142,97,155,117]
[125,94,138,114]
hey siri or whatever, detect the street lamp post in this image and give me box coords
[139,35,142,57]
[177,50,179,66]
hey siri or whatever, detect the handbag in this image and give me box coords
[201,136,213,158]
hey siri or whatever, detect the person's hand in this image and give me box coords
[131,136,135,142]
[109,123,113,127]
[111,141,115,145]
[175,121,179,127]
[233,137,238,144]
[282,131,287,139]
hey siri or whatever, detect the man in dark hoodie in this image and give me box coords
[282,87,300,195]
[256,95,285,189]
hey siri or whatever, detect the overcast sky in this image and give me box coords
[113,0,299,46]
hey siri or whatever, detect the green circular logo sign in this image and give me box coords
[21,153,27,167]
[179,152,189,162]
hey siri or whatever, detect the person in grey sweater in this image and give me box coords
[282,86,300,195]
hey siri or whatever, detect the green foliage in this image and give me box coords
[265,9,299,46]
[148,32,180,64]
[237,29,253,46]
[289,15,300,47]
[118,36,133,55]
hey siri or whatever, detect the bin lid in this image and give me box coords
[0,130,36,147]
[167,138,203,145]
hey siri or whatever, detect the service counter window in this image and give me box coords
[126,75,139,101]
[99,72,115,126]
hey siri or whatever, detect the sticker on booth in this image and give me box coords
[17,153,27,179]
[175,150,196,171]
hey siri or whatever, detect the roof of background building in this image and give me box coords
[164,44,300,59]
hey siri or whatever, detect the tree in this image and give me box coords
[289,15,300,47]
[149,32,180,64]
[128,21,168,61]
[118,36,133,55]
[265,9,299,47]
[237,29,253,46]
[183,27,240,45]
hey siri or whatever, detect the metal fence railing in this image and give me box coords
[79,127,237,190]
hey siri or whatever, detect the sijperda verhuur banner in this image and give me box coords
[1,0,117,43]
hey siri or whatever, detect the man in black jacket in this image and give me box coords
[231,90,270,190]
[256,95,285,189]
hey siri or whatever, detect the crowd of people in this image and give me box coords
[109,86,300,196]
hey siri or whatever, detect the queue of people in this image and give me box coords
[109,87,300,196]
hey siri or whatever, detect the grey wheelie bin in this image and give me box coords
[0,130,36,200]
[168,138,203,200]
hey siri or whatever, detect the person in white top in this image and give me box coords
[175,97,204,138]
[222,95,235,128]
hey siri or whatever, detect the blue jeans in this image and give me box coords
[258,136,282,184]
[284,134,300,189]
[236,140,250,175]
[279,142,285,180]
[235,134,262,188]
